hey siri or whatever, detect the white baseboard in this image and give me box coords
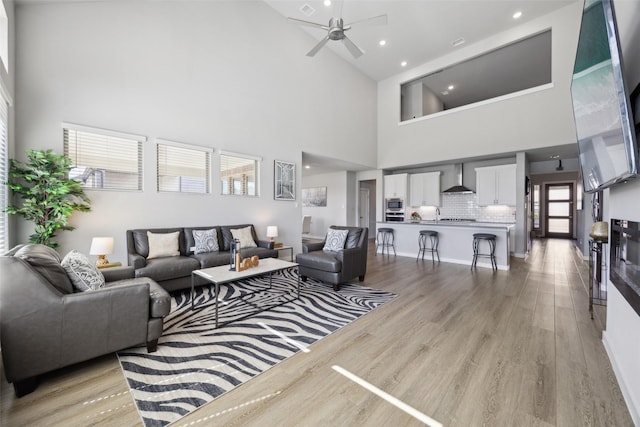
[602,331,640,426]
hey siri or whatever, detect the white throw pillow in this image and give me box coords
[61,250,106,292]
[323,228,349,252]
[147,231,180,259]
[193,228,219,254]
[231,226,257,249]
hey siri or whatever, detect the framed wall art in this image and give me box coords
[274,160,295,201]
[302,186,327,207]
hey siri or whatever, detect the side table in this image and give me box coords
[275,245,294,262]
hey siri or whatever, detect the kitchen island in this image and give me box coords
[376,221,515,270]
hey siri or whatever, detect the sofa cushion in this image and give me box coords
[220,224,257,251]
[323,228,349,252]
[231,226,257,249]
[192,228,219,254]
[132,228,184,258]
[61,250,106,292]
[147,231,180,259]
[296,251,342,273]
[135,256,200,282]
[189,251,230,269]
[184,226,221,254]
[344,228,363,249]
[14,244,74,294]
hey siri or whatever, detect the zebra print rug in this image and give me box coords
[117,268,396,427]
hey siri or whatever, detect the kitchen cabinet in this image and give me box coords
[409,172,441,206]
[384,174,408,199]
[476,164,517,206]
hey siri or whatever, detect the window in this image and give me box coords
[220,152,260,196]
[63,124,144,191]
[0,97,8,251]
[157,140,211,193]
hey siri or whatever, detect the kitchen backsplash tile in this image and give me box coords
[409,193,516,223]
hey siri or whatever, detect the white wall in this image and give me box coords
[377,2,582,169]
[301,171,349,238]
[13,1,376,261]
[602,1,640,424]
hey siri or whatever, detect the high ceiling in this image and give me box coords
[265,0,581,175]
[264,0,577,82]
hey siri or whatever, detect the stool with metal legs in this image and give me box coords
[376,228,396,256]
[417,230,439,263]
[471,233,497,270]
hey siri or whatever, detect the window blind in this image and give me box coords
[157,141,211,193]
[220,152,258,196]
[63,126,143,191]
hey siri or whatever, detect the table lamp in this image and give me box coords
[90,237,114,267]
[266,226,278,243]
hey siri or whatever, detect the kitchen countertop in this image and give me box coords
[378,221,515,228]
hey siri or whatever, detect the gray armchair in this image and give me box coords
[0,244,171,397]
[296,226,368,291]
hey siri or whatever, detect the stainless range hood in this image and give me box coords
[443,163,474,193]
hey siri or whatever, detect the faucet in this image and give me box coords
[435,207,440,222]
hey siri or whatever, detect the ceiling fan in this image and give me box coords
[288,13,387,58]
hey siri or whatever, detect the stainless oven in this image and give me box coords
[385,211,405,222]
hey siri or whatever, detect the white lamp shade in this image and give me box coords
[266,226,278,238]
[90,237,114,255]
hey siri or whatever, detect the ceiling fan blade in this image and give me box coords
[347,14,388,27]
[287,17,328,30]
[342,35,364,58]
[307,35,331,57]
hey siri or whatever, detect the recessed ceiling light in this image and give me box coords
[305,165,311,169]
[379,40,386,46]
[448,85,455,90]
[441,91,449,96]
[323,0,331,6]
[550,155,560,159]
[451,37,465,47]
[401,61,407,67]
[513,11,522,19]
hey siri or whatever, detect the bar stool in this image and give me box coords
[417,230,439,263]
[376,228,396,256]
[472,233,497,270]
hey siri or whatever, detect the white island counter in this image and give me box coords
[376,221,515,270]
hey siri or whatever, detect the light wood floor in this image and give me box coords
[1,239,633,426]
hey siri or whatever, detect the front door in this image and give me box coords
[545,183,574,238]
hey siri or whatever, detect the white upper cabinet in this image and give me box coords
[384,174,408,199]
[475,164,517,206]
[409,172,441,207]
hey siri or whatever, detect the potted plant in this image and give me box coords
[6,149,91,248]
[410,211,422,222]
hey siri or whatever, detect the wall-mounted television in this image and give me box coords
[570,0,638,194]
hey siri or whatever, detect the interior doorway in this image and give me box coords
[359,189,369,228]
[545,182,574,238]
[358,179,376,237]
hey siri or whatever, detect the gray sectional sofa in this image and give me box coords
[126,224,278,292]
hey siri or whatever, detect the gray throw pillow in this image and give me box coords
[193,228,219,254]
[61,250,106,292]
[323,228,349,252]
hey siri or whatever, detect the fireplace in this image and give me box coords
[610,219,640,316]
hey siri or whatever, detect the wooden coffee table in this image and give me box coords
[191,258,300,328]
